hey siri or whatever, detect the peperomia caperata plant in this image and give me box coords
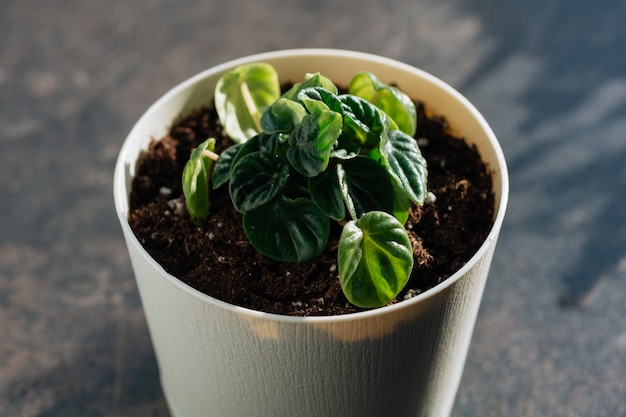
[182,63,428,308]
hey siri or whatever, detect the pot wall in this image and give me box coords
[114,49,508,417]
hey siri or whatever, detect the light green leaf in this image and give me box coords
[330,145,361,160]
[260,98,307,133]
[282,72,338,101]
[182,138,216,223]
[215,63,280,143]
[229,151,289,213]
[243,196,330,262]
[391,181,411,225]
[338,211,413,308]
[349,72,417,136]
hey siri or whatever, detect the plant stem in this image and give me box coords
[370,90,382,106]
[202,149,220,161]
[240,81,262,132]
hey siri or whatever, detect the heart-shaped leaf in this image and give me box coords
[229,151,289,213]
[349,72,417,136]
[380,129,428,204]
[215,63,280,143]
[338,211,413,308]
[337,156,394,220]
[182,138,216,223]
[287,110,342,177]
[243,196,330,262]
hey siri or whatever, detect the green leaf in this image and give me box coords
[286,110,343,177]
[243,196,330,262]
[230,132,280,169]
[229,151,289,213]
[330,145,361,160]
[260,98,307,133]
[215,63,280,143]
[182,138,216,223]
[282,72,338,101]
[391,181,410,225]
[297,87,344,115]
[338,94,387,148]
[349,72,417,136]
[212,133,279,190]
[308,168,345,220]
[338,211,413,308]
[212,143,243,189]
[380,129,428,204]
[337,156,395,220]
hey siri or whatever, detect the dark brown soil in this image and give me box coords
[128,100,494,316]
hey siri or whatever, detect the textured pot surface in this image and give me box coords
[114,49,508,417]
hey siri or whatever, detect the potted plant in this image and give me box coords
[114,49,508,417]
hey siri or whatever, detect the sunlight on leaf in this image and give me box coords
[282,72,338,100]
[349,71,417,136]
[380,129,428,204]
[215,63,280,143]
[338,211,413,308]
[287,111,342,177]
[260,98,308,133]
[182,138,216,223]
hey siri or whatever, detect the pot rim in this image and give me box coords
[114,48,509,324]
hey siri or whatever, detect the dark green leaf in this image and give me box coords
[380,129,428,204]
[229,151,289,213]
[337,156,394,220]
[308,168,345,220]
[338,211,413,308]
[286,111,342,177]
[243,196,330,262]
[182,138,216,223]
[338,94,387,148]
[212,143,243,189]
[230,132,280,169]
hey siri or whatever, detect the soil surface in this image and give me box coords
[128,100,495,316]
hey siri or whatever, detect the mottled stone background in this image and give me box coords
[1,0,625,416]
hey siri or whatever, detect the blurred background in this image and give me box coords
[1,0,625,415]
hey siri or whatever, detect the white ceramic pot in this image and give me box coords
[114,49,508,417]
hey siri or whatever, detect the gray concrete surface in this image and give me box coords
[1,0,625,416]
